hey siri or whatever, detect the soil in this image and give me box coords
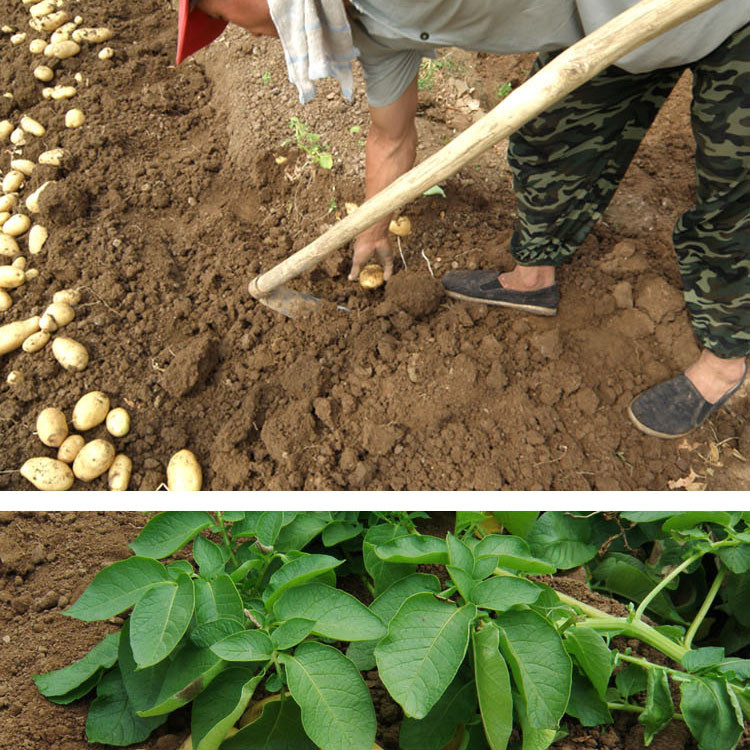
[1,0,749,492]
[3,512,750,750]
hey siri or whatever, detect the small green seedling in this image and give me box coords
[284,116,333,169]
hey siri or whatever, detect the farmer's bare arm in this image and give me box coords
[349,76,419,281]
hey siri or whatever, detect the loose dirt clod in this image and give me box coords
[385,270,443,318]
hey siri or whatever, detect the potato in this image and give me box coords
[40,301,74,332]
[2,171,25,194]
[20,456,74,490]
[106,407,130,438]
[3,214,31,237]
[36,406,68,447]
[33,65,54,82]
[72,391,110,431]
[108,454,132,491]
[72,27,113,43]
[51,336,88,371]
[358,263,385,290]
[6,369,23,385]
[73,439,115,481]
[64,108,85,128]
[29,1,55,19]
[167,449,202,491]
[10,128,26,146]
[11,257,26,270]
[22,329,50,352]
[0,234,19,257]
[10,159,35,176]
[25,181,50,213]
[0,194,18,213]
[20,115,46,137]
[10,32,27,45]
[0,120,13,141]
[44,39,79,58]
[51,86,77,100]
[389,215,412,236]
[0,212,9,226]
[0,316,40,354]
[38,11,70,32]
[38,148,67,166]
[28,224,48,254]
[0,266,26,289]
[25,268,39,281]
[344,201,359,215]
[98,46,114,60]
[0,290,12,311]
[52,287,81,305]
[29,38,47,53]
[57,434,84,463]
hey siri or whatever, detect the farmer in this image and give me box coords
[175,0,749,439]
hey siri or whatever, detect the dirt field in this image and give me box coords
[1,0,748,491]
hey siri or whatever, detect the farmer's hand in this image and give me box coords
[349,231,394,281]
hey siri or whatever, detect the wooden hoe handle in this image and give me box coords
[248,0,724,299]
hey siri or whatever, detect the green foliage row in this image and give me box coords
[34,511,750,750]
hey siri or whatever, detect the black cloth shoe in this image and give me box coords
[442,270,559,316]
[628,366,747,438]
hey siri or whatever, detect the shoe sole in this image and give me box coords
[626,404,692,439]
[445,289,557,316]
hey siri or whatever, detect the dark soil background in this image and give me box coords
[1,0,749,492]
[2,512,750,750]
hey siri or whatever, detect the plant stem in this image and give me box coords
[607,701,684,722]
[684,563,727,649]
[582,615,688,663]
[633,551,702,622]
[615,651,686,679]
[216,512,239,567]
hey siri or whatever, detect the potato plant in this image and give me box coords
[33,511,750,750]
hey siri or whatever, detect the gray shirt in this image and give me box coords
[348,0,749,107]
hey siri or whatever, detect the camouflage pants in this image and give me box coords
[507,22,750,359]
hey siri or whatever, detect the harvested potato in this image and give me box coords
[0,290,11,311]
[51,85,77,100]
[40,301,74,332]
[10,32,27,45]
[344,201,359,215]
[98,46,114,60]
[72,391,110,431]
[29,38,47,53]
[73,439,115,481]
[2,171,25,194]
[57,434,84,463]
[105,407,130,437]
[10,128,26,146]
[0,266,26,289]
[28,224,48,254]
[51,336,88,371]
[0,234,19,257]
[33,65,54,82]
[0,120,13,141]
[0,316,40,354]
[167,449,202,491]
[389,215,412,236]
[0,212,9,226]
[72,27,113,43]
[51,21,77,42]
[20,456,74,490]
[53,288,81,305]
[20,115,46,137]
[38,148,67,166]
[0,194,18,212]
[44,39,80,58]
[108,454,132,491]
[359,263,385,290]
[25,181,50,212]
[29,1,55,19]
[64,108,85,127]
[6,369,23,384]
[11,159,35,176]
[24,268,39,281]
[11,257,26,270]
[36,406,68,447]
[22,329,50,352]
[38,11,70,32]
[3,214,31,237]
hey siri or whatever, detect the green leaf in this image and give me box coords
[682,647,726,673]
[43,672,104,704]
[257,512,284,547]
[375,593,476,719]
[564,626,612,699]
[474,535,556,574]
[264,554,344,608]
[513,690,558,750]
[64,556,169,621]
[615,663,647,698]
[639,667,673,744]
[34,632,120,697]
[375,534,448,564]
[322,521,363,547]
[363,524,416,595]
[447,533,474,572]
[318,152,333,170]
[496,609,571,730]
[168,560,195,578]
[210,631,274,662]
[275,514,328,552]
[492,512,539,539]
[472,624,513,750]
[716,544,750,574]
[423,185,446,197]
[130,574,195,667]
[526,513,597,569]
[565,670,612,727]
[399,677,477,750]
[620,512,677,524]
[222,512,246,522]
[279,642,376,750]
[195,574,244,626]
[471,576,543,612]
[273,583,385,642]
[662,512,731,532]
[129,511,214,558]
[194,536,228,579]
[271,618,315,650]
[447,565,475,601]
[191,667,264,750]
[717,658,750,681]
[680,677,744,750]
[86,667,166,746]
[191,618,245,648]
[221,696,316,750]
